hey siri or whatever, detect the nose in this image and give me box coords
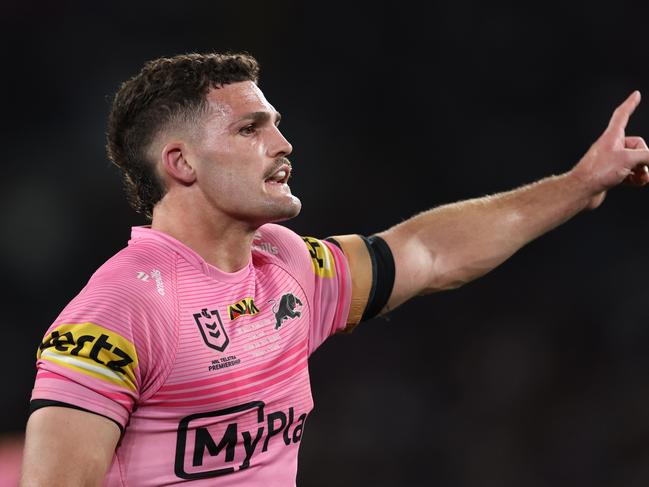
[267,125,293,158]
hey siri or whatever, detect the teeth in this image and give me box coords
[274,170,286,181]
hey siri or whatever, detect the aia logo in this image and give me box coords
[227,297,260,321]
[193,309,229,352]
[271,293,303,330]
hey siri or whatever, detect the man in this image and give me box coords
[20,52,649,486]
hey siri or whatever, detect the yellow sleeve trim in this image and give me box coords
[37,322,139,391]
[302,236,336,278]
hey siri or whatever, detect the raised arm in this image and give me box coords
[21,407,119,487]
[378,91,649,312]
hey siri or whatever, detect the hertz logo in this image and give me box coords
[301,237,335,278]
[227,298,260,321]
[37,323,138,390]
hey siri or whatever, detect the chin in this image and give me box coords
[247,195,302,227]
[270,196,302,223]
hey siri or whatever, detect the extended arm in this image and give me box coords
[21,407,119,487]
[378,91,649,311]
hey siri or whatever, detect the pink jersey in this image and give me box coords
[31,224,352,486]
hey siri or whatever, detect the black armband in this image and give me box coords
[29,399,124,434]
[360,235,395,321]
[326,234,395,324]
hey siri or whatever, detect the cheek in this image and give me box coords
[206,163,258,202]
[207,167,237,199]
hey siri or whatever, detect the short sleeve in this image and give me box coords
[300,236,353,353]
[253,225,353,355]
[30,249,177,429]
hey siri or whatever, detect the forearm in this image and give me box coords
[375,92,648,313]
[381,170,591,297]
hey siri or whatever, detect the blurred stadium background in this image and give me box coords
[4,1,649,485]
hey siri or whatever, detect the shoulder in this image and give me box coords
[252,223,306,263]
[253,223,340,280]
[254,223,304,250]
[95,236,176,279]
[58,242,177,329]
[252,223,315,267]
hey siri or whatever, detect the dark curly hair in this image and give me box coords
[106,52,260,219]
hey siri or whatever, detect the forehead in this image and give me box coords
[204,81,275,121]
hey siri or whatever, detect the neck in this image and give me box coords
[151,196,257,273]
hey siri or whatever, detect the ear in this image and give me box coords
[160,142,196,185]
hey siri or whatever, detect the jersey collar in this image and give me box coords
[129,226,253,283]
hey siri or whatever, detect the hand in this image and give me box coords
[570,90,649,209]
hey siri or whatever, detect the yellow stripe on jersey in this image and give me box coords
[327,234,373,330]
[302,236,336,278]
[37,322,139,391]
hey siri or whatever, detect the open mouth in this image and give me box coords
[265,165,291,185]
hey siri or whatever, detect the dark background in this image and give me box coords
[3,1,649,486]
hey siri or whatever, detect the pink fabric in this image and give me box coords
[31,224,352,486]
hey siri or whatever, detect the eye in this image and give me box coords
[239,124,257,136]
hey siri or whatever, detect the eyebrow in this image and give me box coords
[237,111,282,125]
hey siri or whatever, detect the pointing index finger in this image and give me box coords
[607,90,641,133]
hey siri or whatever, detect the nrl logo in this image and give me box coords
[193,308,229,352]
[228,297,260,321]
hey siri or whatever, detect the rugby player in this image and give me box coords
[20,53,649,486]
